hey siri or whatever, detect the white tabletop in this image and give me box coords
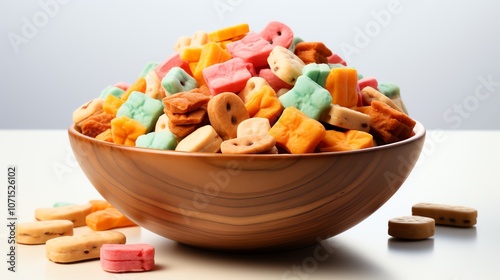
[1,129,499,280]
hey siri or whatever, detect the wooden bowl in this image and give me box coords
[68,122,425,251]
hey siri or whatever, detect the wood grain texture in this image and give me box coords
[68,122,425,251]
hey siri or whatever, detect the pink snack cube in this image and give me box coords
[202,58,252,95]
[258,68,293,92]
[226,32,274,68]
[155,53,191,80]
[100,244,155,273]
[357,77,378,91]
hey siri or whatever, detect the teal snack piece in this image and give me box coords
[162,67,198,95]
[136,131,178,150]
[53,202,75,207]
[117,91,164,133]
[302,63,331,87]
[288,37,303,52]
[138,62,159,78]
[279,75,332,120]
[99,86,125,99]
[378,82,400,98]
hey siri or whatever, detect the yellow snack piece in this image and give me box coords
[86,208,137,231]
[193,42,232,83]
[269,107,326,154]
[121,77,147,101]
[180,46,203,62]
[325,67,358,108]
[317,130,374,152]
[95,129,114,142]
[89,199,113,212]
[245,85,284,125]
[208,23,249,42]
[110,116,147,146]
[103,94,124,116]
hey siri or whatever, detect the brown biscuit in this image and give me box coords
[46,231,126,263]
[80,113,115,138]
[412,203,477,227]
[166,107,207,125]
[207,92,249,140]
[356,100,416,144]
[388,216,435,240]
[162,91,210,114]
[294,42,332,64]
[17,220,74,245]
[220,134,276,154]
[35,204,92,227]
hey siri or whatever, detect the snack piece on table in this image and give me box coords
[35,203,92,227]
[89,200,113,212]
[244,84,283,125]
[116,91,164,133]
[267,45,305,85]
[17,220,74,245]
[100,244,155,273]
[80,113,115,138]
[356,100,416,144]
[388,216,435,240]
[412,203,478,227]
[320,104,371,132]
[279,75,332,120]
[325,67,359,108]
[317,130,374,152]
[207,92,249,140]
[46,231,126,263]
[294,41,332,64]
[221,134,276,154]
[269,107,326,154]
[175,125,223,153]
[237,117,271,138]
[86,207,137,231]
[111,116,147,146]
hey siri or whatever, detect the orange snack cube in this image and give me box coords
[110,116,147,146]
[86,208,136,231]
[193,42,232,83]
[89,199,113,212]
[269,107,326,154]
[103,94,125,116]
[180,46,203,62]
[121,77,147,101]
[208,23,249,42]
[325,67,358,108]
[245,85,284,125]
[95,129,114,142]
[317,130,374,152]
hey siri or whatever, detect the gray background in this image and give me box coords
[1,0,499,130]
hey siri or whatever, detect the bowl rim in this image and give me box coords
[68,121,425,159]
